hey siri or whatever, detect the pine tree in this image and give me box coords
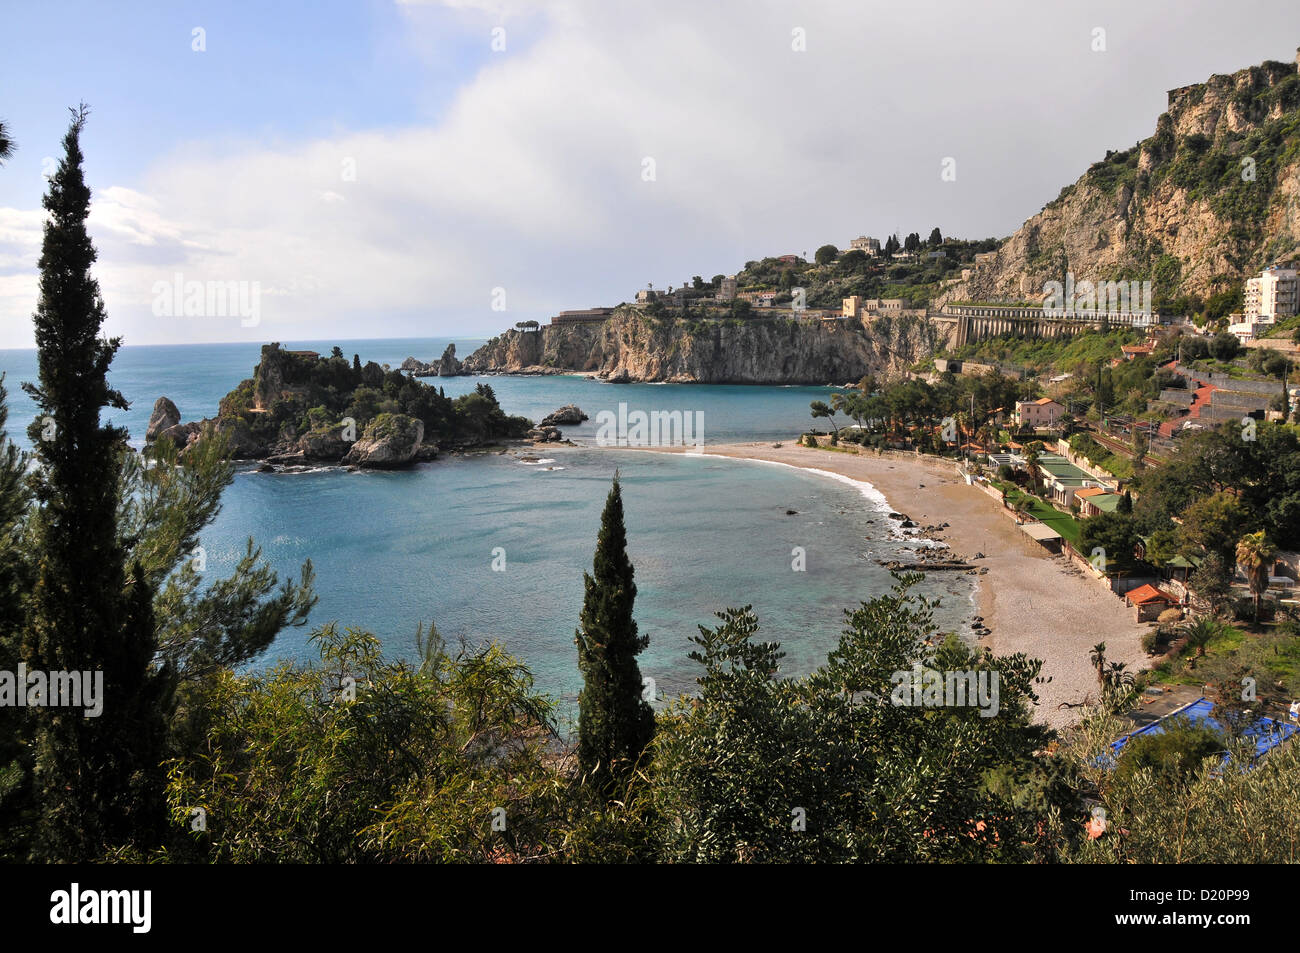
[21,106,171,860]
[575,474,654,795]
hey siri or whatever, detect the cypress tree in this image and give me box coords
[21,105,171,860]
[575,473,655,794]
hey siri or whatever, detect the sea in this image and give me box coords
[0,337,976,718]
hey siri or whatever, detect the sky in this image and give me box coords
[1,0,1299,348]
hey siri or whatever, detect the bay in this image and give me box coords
[0,337,975,715]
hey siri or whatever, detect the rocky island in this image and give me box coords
[151,343,533,469]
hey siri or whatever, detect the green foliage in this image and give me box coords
[166,624,569,862]
[574,475,655,797]
[652,578,1057,862]
[20,106,171,861]
[1112,718,1225,789]
[1067,432,1131,480]
[1135,422,1300,552]
[224,348,530,453]
[1079,511,1141,575]
[1075,729,1300,863]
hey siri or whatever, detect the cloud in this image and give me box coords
[1,0,1298,347]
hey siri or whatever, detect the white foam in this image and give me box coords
[702,454,897,521]
[519,458,556,466]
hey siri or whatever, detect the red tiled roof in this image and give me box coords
[1126,584,1171,605]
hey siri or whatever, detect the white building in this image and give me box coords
[1228,312,1274,342]
[1245,264,1298,321]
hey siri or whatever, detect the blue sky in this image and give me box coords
[2,0,1300,348]
[0,0,492,204]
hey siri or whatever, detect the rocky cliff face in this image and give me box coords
[958,53,1300,307]
[341,414,425,469]
[462,308,938,384]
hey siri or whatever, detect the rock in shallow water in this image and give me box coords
[145,397,180,441]
[540,404,588,426]
[341,414,425,468]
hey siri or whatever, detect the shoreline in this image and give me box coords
[572,439,1148,730]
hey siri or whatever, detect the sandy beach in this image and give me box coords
[581,440,1148,730]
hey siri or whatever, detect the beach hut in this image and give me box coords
[1019,521,1062,554]
[1125,584,1174,621]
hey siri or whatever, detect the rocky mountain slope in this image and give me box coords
[461,307,940,384]
[960,51,1300,312]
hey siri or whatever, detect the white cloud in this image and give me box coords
[1,0,1298,347]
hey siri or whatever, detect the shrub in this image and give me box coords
[1113,717,1225,789]
[1232,596,1276,623]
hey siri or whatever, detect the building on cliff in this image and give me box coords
[1245,264,1298,321]
[551,308,614,325]
[1232,263,1298,341]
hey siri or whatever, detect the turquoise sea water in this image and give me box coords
[0,337,975,713]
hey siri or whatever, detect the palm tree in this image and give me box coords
[1023,441,1044,496]
[1089,642,1108,688]
[0,120,13,165]
[1236,531,1277,623]
[1102,661,1136,712]
[1180,616,1221,665]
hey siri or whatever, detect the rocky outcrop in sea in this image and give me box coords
[401,343,464,377]
[540,404,587,426]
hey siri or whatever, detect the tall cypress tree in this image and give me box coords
[21,105,171,860]
[575,473,654,794]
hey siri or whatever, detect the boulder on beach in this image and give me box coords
[145,397,181,441]
[540,404,588,427]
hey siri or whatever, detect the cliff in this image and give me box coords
[462,307,941,384]
[958,51,1300,310]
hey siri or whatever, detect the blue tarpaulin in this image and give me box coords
[1109,696,1298,766]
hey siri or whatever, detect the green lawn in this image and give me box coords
[1149,621,1300,701]
[997,484,1082,545]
